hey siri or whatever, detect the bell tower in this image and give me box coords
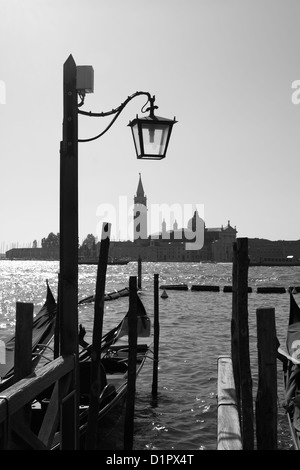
[134,173,147,241]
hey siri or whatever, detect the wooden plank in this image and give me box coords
[217,356,242,450]
[0,355,74,423]
[10,415,48,450]
[218,406,242,451]
[60,387,77,450]
[218,356,238,405]
[37,381,59,447]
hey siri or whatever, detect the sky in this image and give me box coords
[1,0,300,250]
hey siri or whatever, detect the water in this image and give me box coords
[0,260,299,450]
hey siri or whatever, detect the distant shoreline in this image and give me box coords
[249,262,300,267]
[1,258,300,267]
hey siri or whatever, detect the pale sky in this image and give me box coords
[1,0,300,250]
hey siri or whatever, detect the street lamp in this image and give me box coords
[128,95,177,160]
[77,87,177,161]
[58,55,176,449]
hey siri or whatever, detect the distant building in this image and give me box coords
[134,173,147,242]
[5,174,239,263]
[210,222,238,262]
[106,174,237,262]
[5,247,59,260]
[248,238,300,264]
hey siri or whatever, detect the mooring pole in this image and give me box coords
[124,276,138,450]
[231,242,241,416]
[236,237,254,450]
[14,302,34,383]
[86,223,111,450]
[152,273,159,399]
[59,54,79,449]
[255,308,277,450]
[138,256,142,290]
[54,273,60,359]
[13,302,34,429]
[60,54,79,358]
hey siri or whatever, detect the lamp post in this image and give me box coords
[59,54,176,449]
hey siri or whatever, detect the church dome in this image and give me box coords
[187,210,204,231]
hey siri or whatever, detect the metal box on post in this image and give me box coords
[76,66,94,94]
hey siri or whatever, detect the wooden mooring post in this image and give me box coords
[14,302,34,384]
[255,308,277,450]
[138,256,142,290]
[124,276,138,450]
[224,237,279,450]
[12,302,34,433]
[58,54,79,449]
[85,222,111,450]
[231,237,254,450]
[152,273,159,400]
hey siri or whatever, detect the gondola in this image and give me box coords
[0,281,151,449]
[33,286,152,450]
[78,287,130,305]
[77,301,151,450]
[0,280,57,392]
[278,292,300,449]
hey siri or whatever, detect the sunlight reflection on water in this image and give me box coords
[0,260,300,449]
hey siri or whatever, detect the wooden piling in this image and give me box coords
[231,237,254,450]
[255,308,277,450]
[152,273,159,399]
[124,276,138,450]
[59,54,79,358]
[14,302,34,428]
[14,302,34,383]
[59,54,79,449]
[85,222,111,450]
[138,256,142,290]
[231,243,241,414]
[54,274,60,359]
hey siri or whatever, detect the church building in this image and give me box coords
[108,174,237,262]
[133,173,148,242]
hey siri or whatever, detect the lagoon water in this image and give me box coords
[0,259,299,450]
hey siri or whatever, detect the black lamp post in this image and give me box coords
[59,55,176,449]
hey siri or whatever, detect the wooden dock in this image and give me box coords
[217,237,279,450]
[217,356,242,450]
